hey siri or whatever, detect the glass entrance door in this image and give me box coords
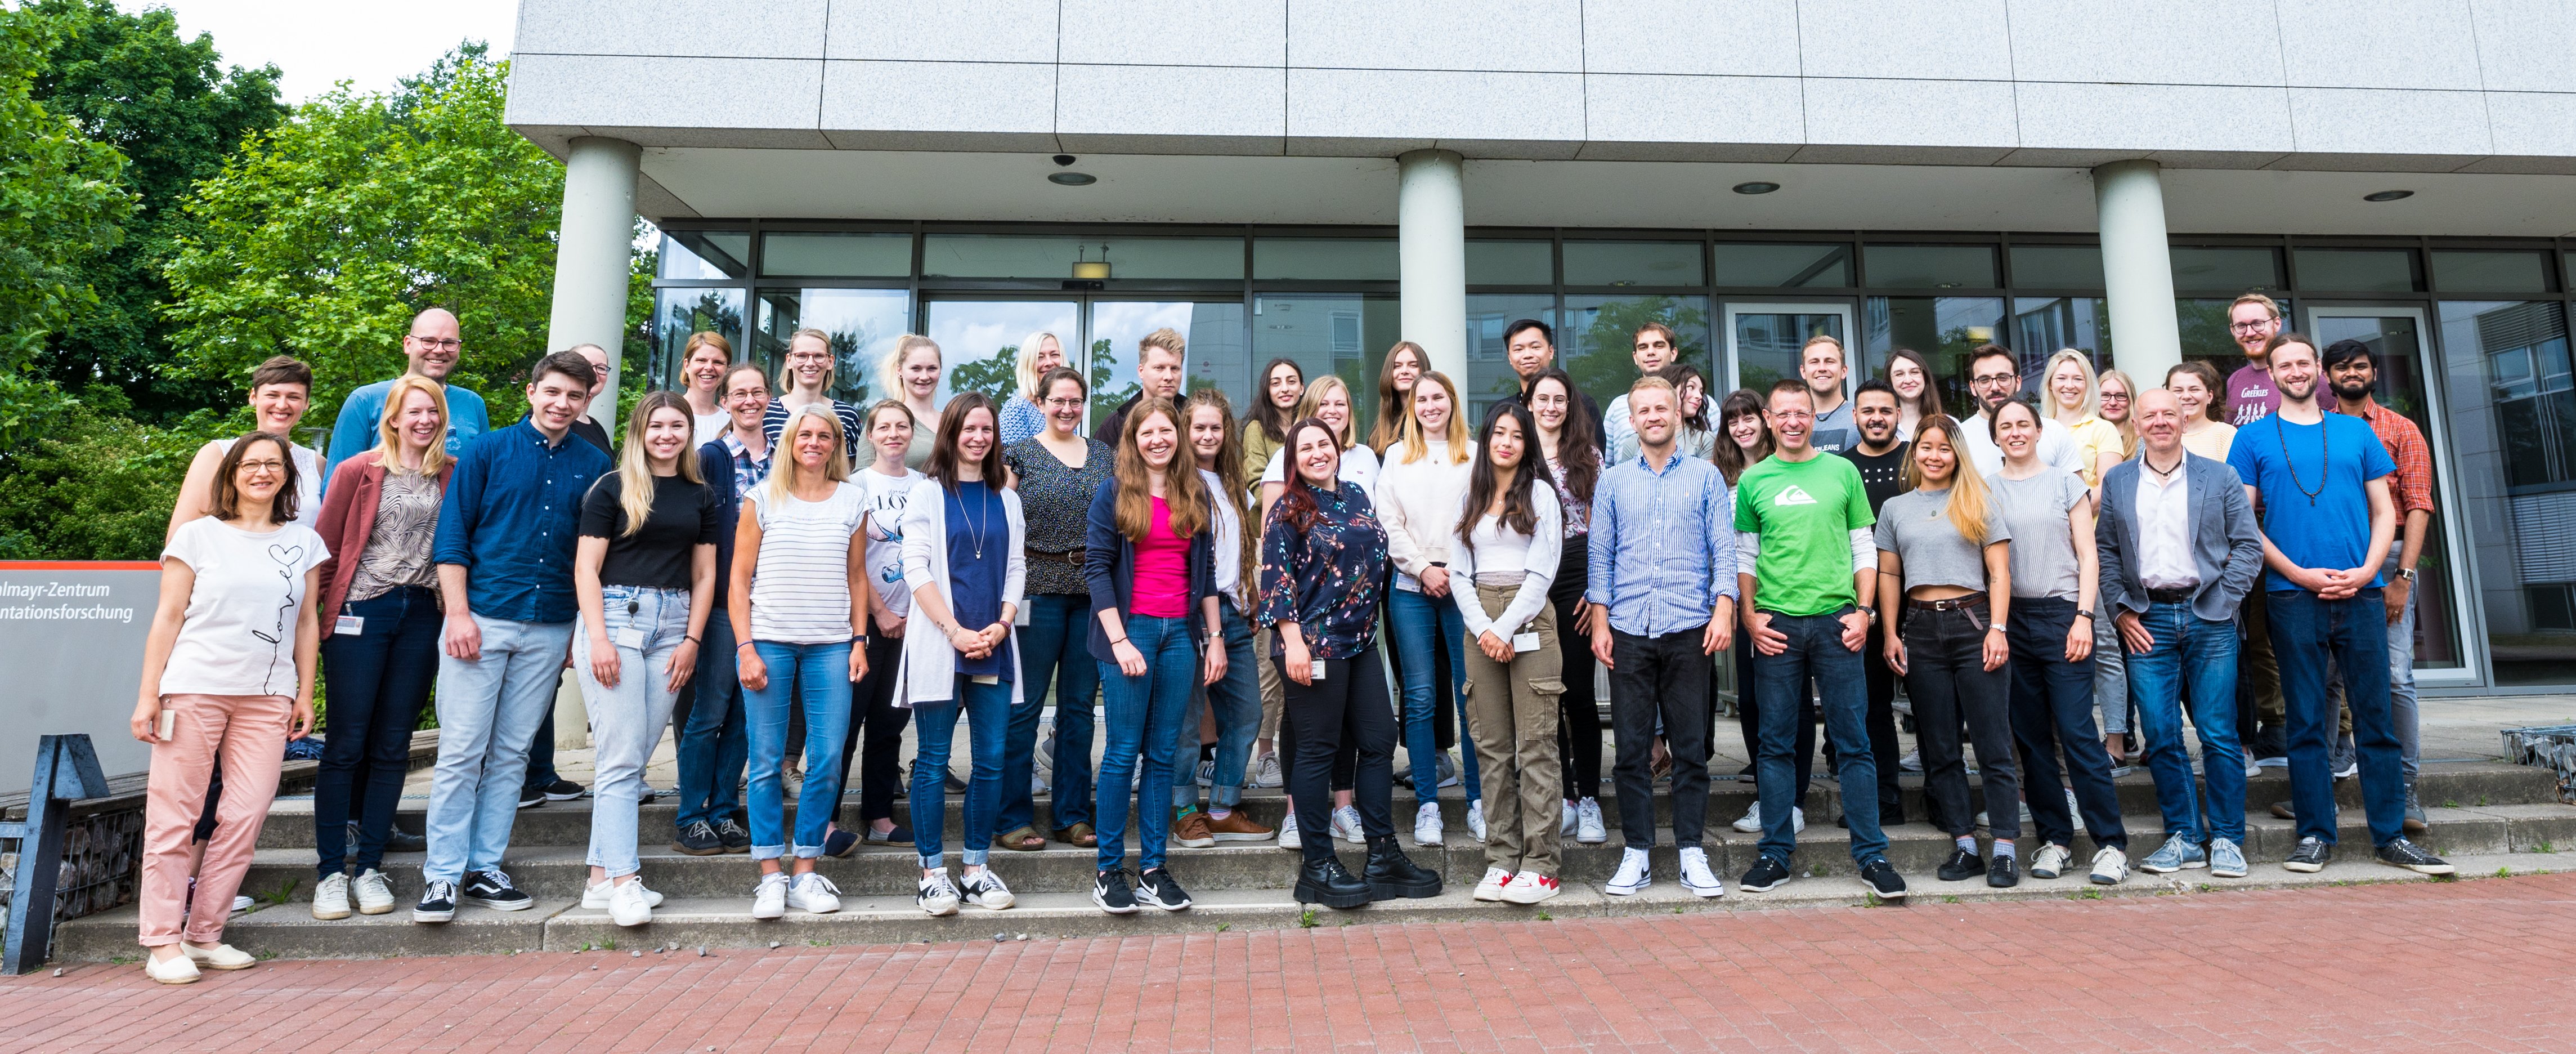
[1724,303,1854,398]
[922,299,1082,413]
[921,298,1248,434]
[2305,305,2475,684]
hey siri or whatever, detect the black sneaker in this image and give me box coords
[518,788,545,809]
[2283,836,2332,873]
[540,779,589,802]
[1987,854,2019,888]
[2374,838,2455,875]
[463,869,534,911]
[1092,868,1140,914]
[1294,856,1372,909]
[1936,847,1984,882]
[1137,868,1193,912]
[673,820,724,855]
[1739,855,1791,892]
[1363,836,1442,900]
[715,817,751,853]
[412,879,458,923]
[1860,859,1907,901]
[823,829,860,859]
[384,824,426,853]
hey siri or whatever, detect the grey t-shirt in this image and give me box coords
[1986,467,2089,600]
[1873,487,2009,595]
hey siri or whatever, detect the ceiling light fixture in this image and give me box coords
[1049,172,1096,186]
[2363,189,2414,202]
[1732,181,1781,195]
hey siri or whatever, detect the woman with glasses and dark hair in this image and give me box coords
[997,365,1113,852]
[1525,368,1606,845]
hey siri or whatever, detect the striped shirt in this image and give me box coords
[746,480,866,644]
[760,397,865,464]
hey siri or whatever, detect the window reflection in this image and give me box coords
[1865,297,2004,413]
[2440,300,2576,684]
[653,287,743,390]
[757,288,911,405]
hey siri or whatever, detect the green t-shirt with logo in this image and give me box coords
[1733,453,1875,617]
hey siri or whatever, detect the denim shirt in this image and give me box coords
[1257,481,1390,659]
[1585,450,1740,637]
[432,419,611,624]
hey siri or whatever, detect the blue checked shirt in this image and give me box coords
[432,419,612,624]
[1584,450,1740,637]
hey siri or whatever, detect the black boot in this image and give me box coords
[1295,855,1372,909]
[1365,835,1442,900]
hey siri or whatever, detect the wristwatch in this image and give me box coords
[2396,568,2418,582]
[1854,604,1877,625]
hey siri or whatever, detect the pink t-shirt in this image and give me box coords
[1130,497,1190,618]
[2226,363,2279,427]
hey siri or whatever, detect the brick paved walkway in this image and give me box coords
[8,872,2574,1053]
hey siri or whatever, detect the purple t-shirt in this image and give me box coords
[2226,363,2279,427]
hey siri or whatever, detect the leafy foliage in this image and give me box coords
[0,389,229,559]
[0,9,132,446]
[948,343,1019,404]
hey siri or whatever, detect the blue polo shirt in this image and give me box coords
[432,419,611,623]
[2229,411,2395,593]
[324,377,490,484]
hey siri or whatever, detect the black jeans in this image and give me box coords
[834,633,911,828]
[1862,619,1905,822]
[1285,644,1397,864]
[1549,543,1602,801]
[2007,597,2126,850]
[1899,604,2020,841]
[1609,627,1712,850]
[315,586,441,878]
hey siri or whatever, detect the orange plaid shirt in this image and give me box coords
[2336,399,2435,517]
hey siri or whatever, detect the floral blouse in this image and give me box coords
[1006,435,1113,595]
[1544,449,1598,538]
[1257,481,1390,659]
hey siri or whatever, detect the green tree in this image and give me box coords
[1573,296,1710,407]
[0,10,131,449]
[21,0,284,419]
[163,43,566,427]
[948,343,1019,403]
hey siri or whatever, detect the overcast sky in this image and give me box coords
[128,0,521,101]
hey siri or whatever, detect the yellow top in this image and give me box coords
[2179,419,2237,462]
[2062,414,2127,486]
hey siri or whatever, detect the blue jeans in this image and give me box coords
[1389,586,1478,805]
[1176,601,1261,810]
[1095,615,1195,873]
[743,640,852,860]
[1751,610,1887,865]
[315,586,441,879]
[2122,601,2246,843]
[675,613,749,831]
[1011,593,1097,833]
[2267,589,2407,846]
[574,586,691,877]
[2007,597,2127,851]
[2384,550,2422,785]
[911,675,1011,868]
[424,614,575,885]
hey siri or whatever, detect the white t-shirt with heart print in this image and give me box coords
[157,516,330,698]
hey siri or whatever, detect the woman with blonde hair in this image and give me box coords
[2043,349,2124,488]
[1373,369,1485,846]
[882,333,945,469]
[1258,374,1379,510]
[1000,331,1067,446]
[1368,341,1427,453]
[680,331,736,445]
[2096,369,2140,461]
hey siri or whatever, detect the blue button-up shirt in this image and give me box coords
[432,419,611,624]
[1585,450,1740,637]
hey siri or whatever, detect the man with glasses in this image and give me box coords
[2224,294,2292,767]
[1602,321,1683,462]
[2225,293,2284,427]
[326,307,492,480]
[1957,344,2082,478]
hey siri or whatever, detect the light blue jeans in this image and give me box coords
[911,675,1012,869]
[1096,615,1195,873]
[1175,601,1261,810]
[1388,585,1478,806]
[743,640,852,860]
[574,586,691,877]
[423,614,575,885]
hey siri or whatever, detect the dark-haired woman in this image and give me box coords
[1000,366,1113,851]
[1886,347,1943,443]
[1085,398,1220,913]
[1177,390,1273,842]
[1261,418,1441,909]
[1452,402,1566,905]
[1526,369,1605,844]
[1241,357,1304,790]
[1717,389,1814,833]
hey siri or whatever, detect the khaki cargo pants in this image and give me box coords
[1462,582,1566,878]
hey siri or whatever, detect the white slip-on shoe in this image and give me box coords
[144,951,200,984]
[1473,867,1512,902]
[787,872,842,914]
[1605,847,1652,896]
[312,873,351,920]
[609,879,655,927]
[352,869,396,915]
[1678,847,1726,899]
[1412,802,1444,847]
[751,872,789,919]
[181,942,257,970]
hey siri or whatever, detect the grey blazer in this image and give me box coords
[2095,452,2266,623]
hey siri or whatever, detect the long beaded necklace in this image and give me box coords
[2275,412,2328,507]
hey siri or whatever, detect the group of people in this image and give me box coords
[124,291,2452,983]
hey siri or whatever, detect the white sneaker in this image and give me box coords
[916,868,961,916]
[960,867,1015,910]
[1898,750,1923,772]
[1561,801,1576,836]
[1500,870,1561,904]
[1606,846,1652,896]
[1334,806,1367,844]
[1278,811,1303,850]
[787,872,841,914]
[144,951,200,984]
[2089,846,2129,886]
[312,872,352,919]
[1473,866,1512,902]
[1412,802,1445,846]
[352,869,395,915]
[1575,798,1607,845]
[751,872,789,919]
[2029,843,2073,880]
[2245,758,2263,779]
[1466,800,1488,842]
[181,942,256,970]
[608,879,655,927]
[1678,847,1726,899]
[1252,752,1284,789]
[1730,800,1764,833]
[2066,789,2086,833]
[582,878,666,909]
[230,895,254,913]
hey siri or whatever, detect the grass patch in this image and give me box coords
[1297,909,1318,928]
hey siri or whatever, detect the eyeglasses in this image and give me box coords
[2098,391,2130,403]
[1970,373,2018,388]
[786,352,830,363]
[236,459,286,473]
[409,337,462,351]
[725,387,767,400]
[2229,320,2275,334]
[1043,397,1085,409]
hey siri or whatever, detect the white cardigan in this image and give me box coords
[891,476,1028,708]
[1372,439,1476,592]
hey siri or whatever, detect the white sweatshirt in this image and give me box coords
[1372,439,1477,592]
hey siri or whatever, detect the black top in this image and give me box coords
[577,472,721,590]
[1839,441,1912,516]
[1091,390,1144,447]
[571,417,612,454]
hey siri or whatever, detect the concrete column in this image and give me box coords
[547,136,642,426]
[2092,159,2182,388]
[1398,149,1468,385]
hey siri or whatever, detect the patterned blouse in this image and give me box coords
[1544,448,1599,538]
[1257,481,1390,659]
[1005,435,1114,596]
[344,469,443,604]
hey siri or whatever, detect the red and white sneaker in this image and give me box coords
[1500,871,1560,905]
[1472,867,1512,902]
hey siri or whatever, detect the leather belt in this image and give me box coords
[1027,548,1084,566]
[1905,592,1987,612]
[2145,586,2197,604]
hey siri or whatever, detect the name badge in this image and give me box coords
[615,627,647,651]
[970,674,1000,685]
[1512,632,1542,653]
[334,615,365,636]
[1308,662,1325,681]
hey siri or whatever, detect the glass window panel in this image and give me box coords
[2309,312,2462,670]
[2295,247,2420,292]
[659,231,750,280]
[2009,244,2105,289]
[1254,238,1399,281]
[756,288,913,405]
[2431,250,2552,293]
[653,287,745,391]
[1863,297,2005,414]
[2012,297,2113,369]
[1729,309,1852,408]
[2438,300,2576,684]
[1862,245,1997,289]
[919,300,1079,415]
[1252,295,1403,441]
[1562,240,1704,287]
[920,234,1244,280]
[1712,243,1851,288]
[761,231,912,278]
[1084,302,1249,425]
[2168,246,2281,292]
[1466,240,1552,285]
[1562,295,1711,414]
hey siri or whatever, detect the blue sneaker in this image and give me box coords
[2209,837,2247,878]
[2139,833,2208,874]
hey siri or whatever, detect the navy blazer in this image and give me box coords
[698,439,745,611]
[1083,476,1217,664]
[2096,451,2266,623]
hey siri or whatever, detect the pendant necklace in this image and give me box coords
[963,480,991,559]
[2277,413,2328,507]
